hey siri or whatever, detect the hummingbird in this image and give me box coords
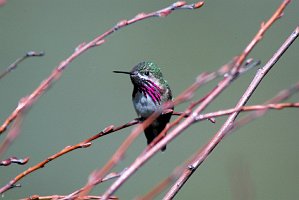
[114,61,173,151]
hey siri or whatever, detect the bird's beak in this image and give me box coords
[113,70,132,75]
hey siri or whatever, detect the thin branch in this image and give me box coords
[137,161,190,200]
[195,102,299,121]
[0,51,44,80]
[21,195,118,200]
[100,1,291,199]
[0,156,29,166]
[0,112,23,158]
[232,0,290,72]
[164,24,298,200]
[62,169,127,200]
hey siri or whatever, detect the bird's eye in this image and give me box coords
[144,71,150,76]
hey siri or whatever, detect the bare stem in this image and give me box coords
[20,195,118,200]
[0,51,44,80]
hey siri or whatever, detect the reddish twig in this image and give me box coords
[101,169,128,183]
[21,195,118,200]
[63,169,127,200]
[0,0,6,6]
[0,51,44,155]
[174,101,299,123]
[0,156,29,166]
[0,51,44,80]
[137,162,187,200]
[0,120,137,194]
[164,25,298,200]
[0,112,23,158]
[195,102,299,121]
[100,1,291,199]
[232,0,290,72]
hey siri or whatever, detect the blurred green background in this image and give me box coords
[0,0,298,199]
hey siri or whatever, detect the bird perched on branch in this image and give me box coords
[114,61,173,151]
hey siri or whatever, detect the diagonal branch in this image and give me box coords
[233,0,291,72]
[0,51,44,80]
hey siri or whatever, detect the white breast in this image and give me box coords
[133,91,160,118]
